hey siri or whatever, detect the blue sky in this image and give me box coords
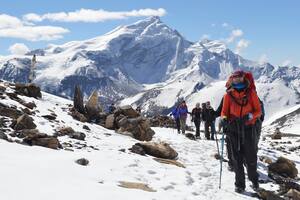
[0,0,299,66]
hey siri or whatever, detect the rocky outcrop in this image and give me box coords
[21,130,61,149]
[73,85,85,114]
[130,142,178,159]
[56,126,86,140]
[15,83,42,98]
[11,114,36,130]
[85,90,102,120]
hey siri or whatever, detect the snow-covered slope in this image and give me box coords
[0,81,300,200]
[0,16,300,119]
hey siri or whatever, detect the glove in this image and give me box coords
[219,117,228,130]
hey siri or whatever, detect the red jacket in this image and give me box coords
[221,88,261,125]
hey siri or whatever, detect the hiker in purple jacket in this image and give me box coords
[178,101,188,134]
[170,104,181,134]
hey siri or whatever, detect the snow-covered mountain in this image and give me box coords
[0,16,299,119]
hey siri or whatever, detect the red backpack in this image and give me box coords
[225,71,256,91]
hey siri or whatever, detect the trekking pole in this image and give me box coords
[219,128,225,189]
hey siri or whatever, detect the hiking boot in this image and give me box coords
[235,186,245,193]
[177,131,180,134]
[227,165,234,172]
[251,182,259,191]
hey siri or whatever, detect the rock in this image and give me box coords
[118,181,156,192]
[257,188,285,200]
[82,125,90,131]
[117,117,155,141]
[70,132,86,141]
[185,133,196,140]
[42,114,56,121]
[56,127,75,136]
[21,108,33,115]
[70,109,88,122]
[75,158,89,166]
[0,104,23,119]
[149,115,176,128]
[0,85,6,93]
[105,114,115,129]
[22,130,61,149]
[15,83,42,98]
[129,144,146,156]
[13,114,36,130]
[271,128,283,140]
[132,142,178,159]
[85,90,102,120]
[259,156,273,165]
[7,92,21,101]
[119,105,140,118]
[22,102,36,109]
[153,158,185,168]
[286,189,300,200]
[73,85,85,114]
[268,157,298,178]
[0,131,8,141]
[15,129,40,138]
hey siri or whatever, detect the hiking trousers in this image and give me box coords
[179,117,187,134]
[204,121,216,140]
[194,118,201,137]
[228,125,259,189]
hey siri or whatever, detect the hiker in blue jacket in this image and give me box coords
[178,101,189,134]
[170,104,181,134]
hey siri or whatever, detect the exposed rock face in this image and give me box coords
[15,83,42,98]
[131,142,178,159]
[73,85,85,114]
[85,90,102,120]
[12,114,36,130]
[268,157,298,178]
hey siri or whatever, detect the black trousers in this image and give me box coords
[225,136,233,168]
[175,118,180,133]
[194,119,201,137]
[228,125,258,189]
[204,121,216,140]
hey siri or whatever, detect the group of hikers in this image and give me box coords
[170,70,265,194]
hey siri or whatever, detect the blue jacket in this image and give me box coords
[178,105,188,118]
[171,107,180,119]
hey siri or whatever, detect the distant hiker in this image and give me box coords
[221,70,262,193]
[28,54,37,83]
[215,97,234,171]
[108,103,116,114]
[191,103,202,139]
[202,101,216,140]
[170,104,181,134]
[178,101,189,134]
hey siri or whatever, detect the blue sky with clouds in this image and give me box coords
[0,0,299,66]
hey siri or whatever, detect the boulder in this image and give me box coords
[132,142,178,159]
[42,114,56,121]
[15,83,42,98]
[129,144,146,156]
[119,105,140,118]
[82,125,90,131]
[12,114,36,130]
[75,158,89,166]
[22,130,61,149]
[0,105,23,119]
[268,157,298,178]
[21,102,36,109]
[69,132,86,141]
[70,109,88,122]
[73,85,85,114]
[15,129,40,138]
[56,127,75,136]
[105,114,115,129]
[286,189,300,200]
[117,117,155,141]
[153,158,185,168]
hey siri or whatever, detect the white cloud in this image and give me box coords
[0,14,69,41]
[258,54,268,64]
[222,22,229,27]
[23,8,167,23]
[281,59,292,66]
[226,29,243,43]
[235,39,250,54]
[201,34,210,40]
[8,43,29,55]
[0,14,23,28]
